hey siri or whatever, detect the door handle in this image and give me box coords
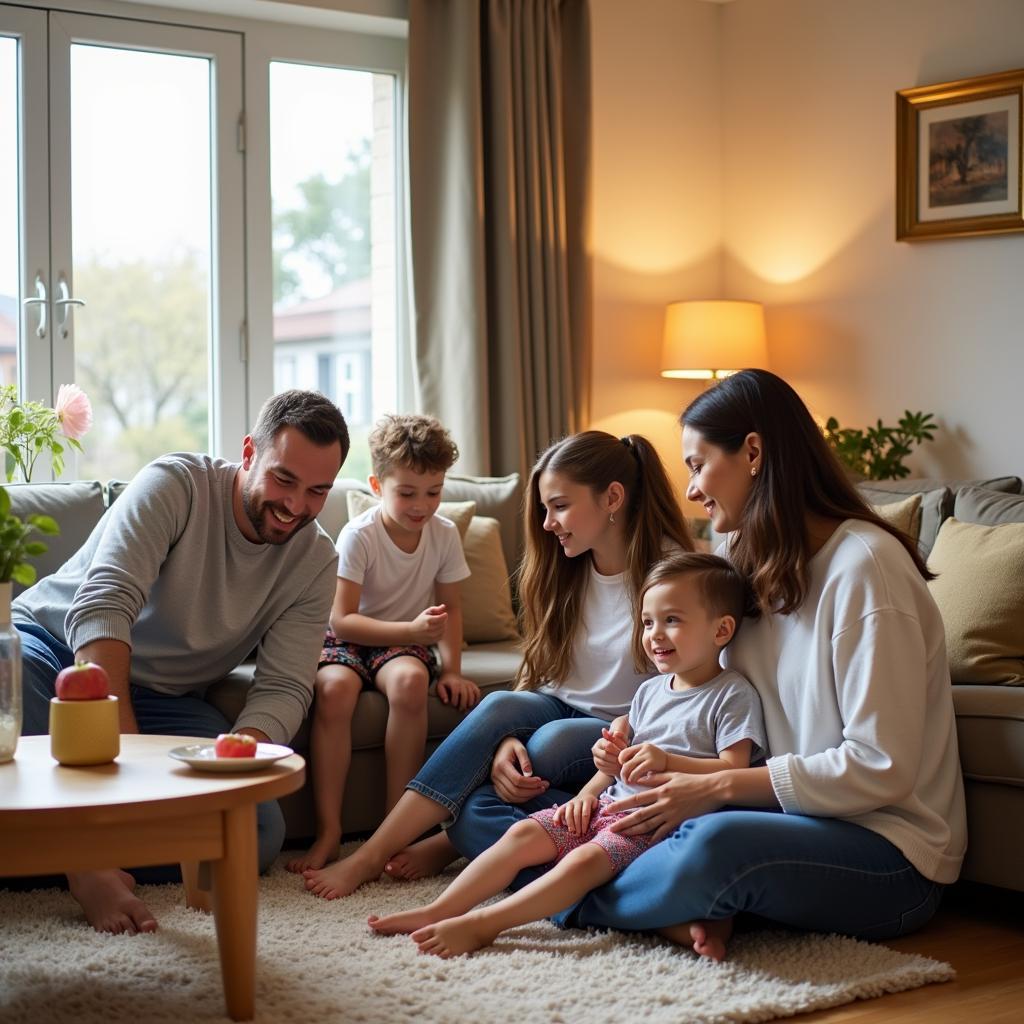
[55,275,85,338]
[21,273,47,338]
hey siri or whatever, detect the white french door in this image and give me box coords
[1,5,245,479]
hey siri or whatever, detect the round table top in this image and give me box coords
[0,735,306,827]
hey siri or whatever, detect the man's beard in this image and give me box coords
[241,483,312,545]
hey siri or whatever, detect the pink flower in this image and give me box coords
[55,383,93,441]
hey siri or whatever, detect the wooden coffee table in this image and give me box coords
[0,734,305,1021]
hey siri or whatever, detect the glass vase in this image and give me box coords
[0,581,22,762]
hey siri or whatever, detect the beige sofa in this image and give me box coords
[10,472,1024,892]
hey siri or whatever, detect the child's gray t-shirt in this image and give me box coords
[604,669,767,802]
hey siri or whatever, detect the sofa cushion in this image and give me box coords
[344,490,476,539]
[461,517,518,643]
[954,485,1024,526]
[7,481,106,594]
[868,493,922,541]
[857,476,1022,556]
[928,518,1024,685]
[952,684,1024,786]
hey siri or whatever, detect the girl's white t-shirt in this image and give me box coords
[336,505,470,623]
[540,565,651,720]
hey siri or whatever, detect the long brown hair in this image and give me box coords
[681,369,932,617]
[516,431,692,690]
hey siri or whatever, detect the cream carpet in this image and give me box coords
[0,846,953,1024]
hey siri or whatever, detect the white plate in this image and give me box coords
[168,742,294,773]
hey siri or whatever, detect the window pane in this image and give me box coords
[70,44,212,480]
[0,38,18,389]
[270,62,396,482]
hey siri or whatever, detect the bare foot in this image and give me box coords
[411,912,499,958]
[67,869,158,935]
[367,905,444,935]
[303,848,386,900]
[659,917,734,962]
[384,832,459,881]
[285,833,341,874]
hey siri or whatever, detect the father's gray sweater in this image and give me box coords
[13,453,338,744]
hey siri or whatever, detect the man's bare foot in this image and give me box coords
[367,905,445,935]
[303,848,386,899]
[658,917,734,961]
[384,832,459,881]
[67,869,158,935]
[285,833,341,874]
[411,912,500,958]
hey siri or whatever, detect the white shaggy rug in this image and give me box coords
[0,846,953,1024]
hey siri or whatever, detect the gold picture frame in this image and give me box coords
[896,68,1024,241]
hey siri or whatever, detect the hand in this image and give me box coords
[592,726,628,775]
[234,727,271,744]
[436,673,481,711]
[409,604,448,644]
[605,772,725,842]
[552,794,599,835]
[490,736,549,804]
[619,742,667,783]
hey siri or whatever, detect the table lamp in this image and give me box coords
[660,300,767,380]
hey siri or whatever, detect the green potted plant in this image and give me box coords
[823,410,937,481]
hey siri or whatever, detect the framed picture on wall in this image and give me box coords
[896,68,1024,241]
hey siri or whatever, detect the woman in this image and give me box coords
[303,430,691,899]
[452,369,966,960]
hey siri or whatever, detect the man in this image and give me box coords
[14,389,349,934]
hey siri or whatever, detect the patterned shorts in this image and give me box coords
[318,628,438,688]
[529,797,656,875]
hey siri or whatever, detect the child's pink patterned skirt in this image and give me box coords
[529,798,656,874]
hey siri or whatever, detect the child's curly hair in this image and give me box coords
[368,413,459,479]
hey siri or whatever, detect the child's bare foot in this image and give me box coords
[68,869,158,935]
[367,905,444,935]
[286,833,341,874]
[303,848,386,899]
[411,912,500,958]
[658,917,734,961]
[384,833,459,880]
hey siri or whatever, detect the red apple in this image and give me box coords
[55,661,110,701]
[214,732,258,758]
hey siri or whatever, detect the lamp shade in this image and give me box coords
[660,300,767,379]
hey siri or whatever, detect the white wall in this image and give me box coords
[721,0,1024,479]
[589,0,722,508]
[591,0,1024,491]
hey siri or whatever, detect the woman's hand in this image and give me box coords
[490,736,549,804]
[605,771,726,842]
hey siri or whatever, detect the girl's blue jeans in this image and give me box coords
[407,688,606,817]
[447,723,945,941]
[17,623,286,877]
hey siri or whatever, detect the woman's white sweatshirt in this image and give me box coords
[723,519,967,884]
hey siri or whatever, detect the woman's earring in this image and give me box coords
[609,512,616,525]
[751,466,758,478]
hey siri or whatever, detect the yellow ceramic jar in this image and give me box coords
[49,695,120,766]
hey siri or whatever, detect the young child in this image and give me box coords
[367,551,766,960]
[287,414,481,875]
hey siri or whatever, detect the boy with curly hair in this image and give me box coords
[288,414,480,877]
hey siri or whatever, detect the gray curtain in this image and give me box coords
[407,0,592,480]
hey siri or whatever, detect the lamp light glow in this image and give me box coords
[660,300,767,380]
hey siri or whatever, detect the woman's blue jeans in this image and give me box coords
[407,689,605,819]
[447,735,944,941]
[17,623,285,877]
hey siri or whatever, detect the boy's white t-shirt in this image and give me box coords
[336,505,470,623]
[540,565,651,720]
